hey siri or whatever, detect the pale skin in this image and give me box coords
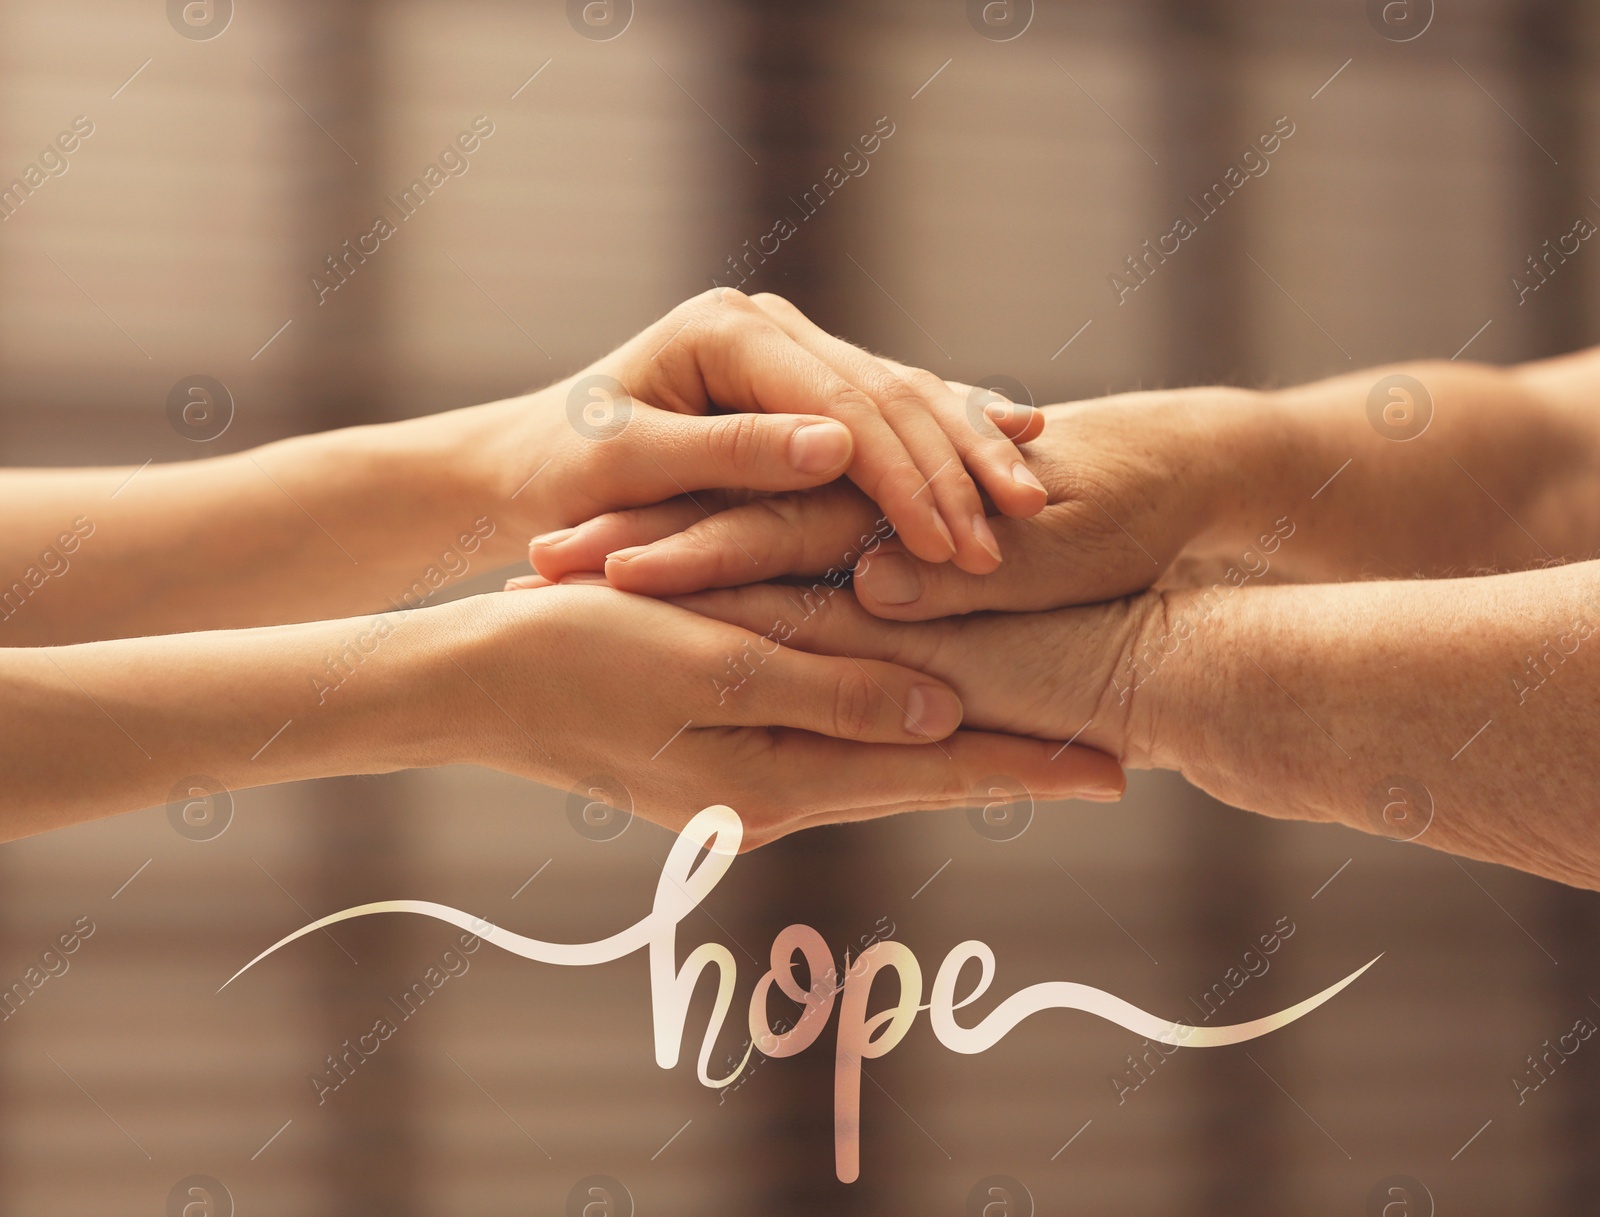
[547,347,1600,889]
[0,291,1123,846]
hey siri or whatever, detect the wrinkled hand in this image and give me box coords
[457,584,1124,848]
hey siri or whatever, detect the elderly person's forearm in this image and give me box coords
[1141,561,1600,888]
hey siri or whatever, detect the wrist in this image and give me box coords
[1185,387,1318,559]
[412,591,554,776]
[385,596,511,771]
[1095,589,1197,771]
[390,390,570,563]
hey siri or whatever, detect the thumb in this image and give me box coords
[725,643,965,745]
[589,404,854,508]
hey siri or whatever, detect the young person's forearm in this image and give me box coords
[0,601,479,838]
[0,402,538,645]
[1204,356,1600,582]
[1139,561,1600,889]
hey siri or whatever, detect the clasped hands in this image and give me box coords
[472,289,1229,847]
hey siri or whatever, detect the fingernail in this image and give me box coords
[606,545,650,566]
[971,514,1002,563]
[531,527,577,550]
[789,421,852,474]
[1078,786,1125,803]
[559,571,609,585]
[904,684,962,738]
[931,512,957,557]
[860,553,921,605]
[1011,462,1046,494]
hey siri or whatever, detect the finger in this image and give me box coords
[648,292,956,564]
[531,497,714,581]
[746,293,1015,567]
[979,399,1047,443]
[605,483,885,596]
[674,583,907,668]
[502,573,555,591]
[717,643,964,744]
[585,402,856,510]
[991,402,1047,443]
[852,525,1080,620]
[861,355,1048,520]
[936,380,1046,443]
[728,731,1126,848]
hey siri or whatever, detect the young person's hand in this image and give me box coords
[0,581,1124,845]
[454,584,1124,847]
[485,289,1047,577]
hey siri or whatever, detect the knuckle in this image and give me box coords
[831,670,878,739]
[745,498,807,568]
[688,285,756,314]
[871,371,931,415]
[942,468,980,503]
[870,462,926,508]
[707,305,762,349]
[748,292,800,319]
[707,411,768,470]
[715,286,758,311]
[902,367,951,400]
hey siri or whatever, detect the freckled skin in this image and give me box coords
[677,346,1600,891]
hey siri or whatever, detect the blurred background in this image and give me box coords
[2,0,1599,1213]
